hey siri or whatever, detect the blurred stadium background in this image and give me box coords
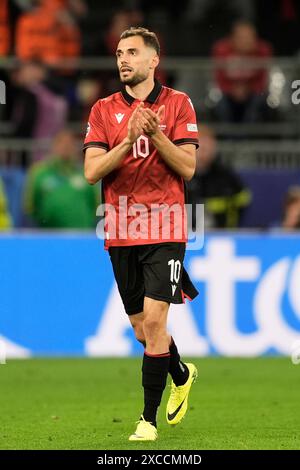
[1,0,300,450]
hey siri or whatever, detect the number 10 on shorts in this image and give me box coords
[168,259,181,283]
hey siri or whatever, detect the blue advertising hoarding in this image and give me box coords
[0,232,300,358]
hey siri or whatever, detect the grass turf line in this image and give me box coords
[0,357,299,450]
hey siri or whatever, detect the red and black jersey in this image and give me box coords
[84,80,199,249]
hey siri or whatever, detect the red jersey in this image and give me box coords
[84,80,199,249]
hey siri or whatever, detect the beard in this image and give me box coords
[120,70,148,87]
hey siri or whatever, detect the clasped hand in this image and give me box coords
[127,103,165,143]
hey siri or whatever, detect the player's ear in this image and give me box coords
[150,54,159,70]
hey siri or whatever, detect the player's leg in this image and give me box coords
[108,246,159,440]
[143,297,169,354]
[165,267,199,425]
[140,297,196,431]
[129,297,170,441]
[128,304,194,439]
[168,336,189,385]
[141,298,170,427]
[130,299,170,430]
[141,243,198,427]
[140,243,196,385]
[127,243,199,439]
[129,313,188,386]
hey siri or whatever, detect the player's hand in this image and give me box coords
[140,105,165,137]
[127,102,144,144]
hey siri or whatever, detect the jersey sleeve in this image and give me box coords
[83,100,109,152]
[172,95,199,148]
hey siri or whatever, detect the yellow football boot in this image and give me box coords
[166,363,198,425]
[129,416,158,441]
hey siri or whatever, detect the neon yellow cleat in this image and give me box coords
[129,416,158,441]
[166,363,198,425]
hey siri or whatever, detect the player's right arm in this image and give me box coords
[85,141,131,184]
[84,103,144,184]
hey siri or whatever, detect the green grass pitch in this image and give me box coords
[0,357,299,450]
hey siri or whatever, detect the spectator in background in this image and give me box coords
[9,61,68,165]
[15,0,81,65]
[75,75,104,123]
[24,129,99,228]
[188,124,251,229]
[105,10,137,56]
[0,0,10,56]
[281,186,300,230]
[212,21,272,123]
[0,177,12,230]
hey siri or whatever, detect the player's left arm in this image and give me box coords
[141,98,198,181]
[148,125,196,181]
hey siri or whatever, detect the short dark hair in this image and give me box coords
[120,27,160,56]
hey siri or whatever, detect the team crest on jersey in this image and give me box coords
[115,113,125,123]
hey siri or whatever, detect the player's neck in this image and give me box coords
[125,77,155,102]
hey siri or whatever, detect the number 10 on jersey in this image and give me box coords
[133,135,150,159]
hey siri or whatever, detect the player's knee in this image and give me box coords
[143,317,165,339]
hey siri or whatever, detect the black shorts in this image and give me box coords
[108,242,199,315]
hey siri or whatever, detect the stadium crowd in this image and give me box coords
[1,0,300,231]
